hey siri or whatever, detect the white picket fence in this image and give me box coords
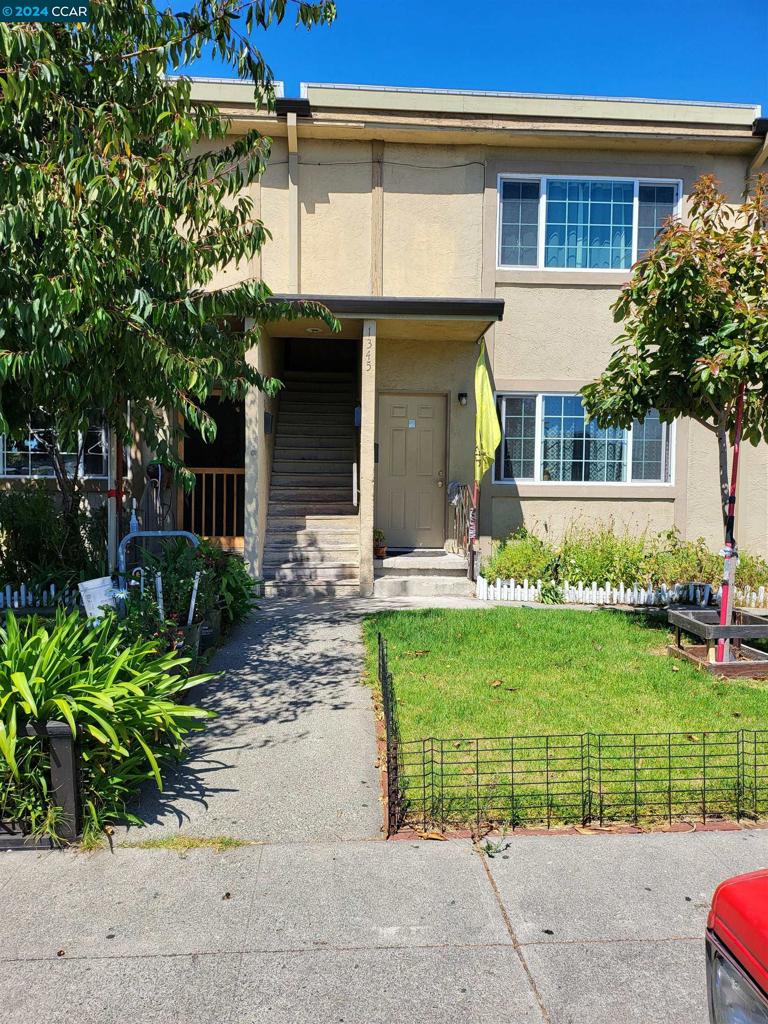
[0,581,81,612]
[476,575,768,610]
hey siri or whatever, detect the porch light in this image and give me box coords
[458,392,468,406]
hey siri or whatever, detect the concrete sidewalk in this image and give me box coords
[6,598,768,1022]
[3,828,768,1023]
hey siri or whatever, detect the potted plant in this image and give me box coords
[373,529,387,559]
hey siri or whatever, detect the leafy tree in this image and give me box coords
[582,174,768,531]
[0,0,337,515]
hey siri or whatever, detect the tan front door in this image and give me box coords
[377,393,447,549]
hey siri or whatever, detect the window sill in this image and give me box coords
[495,268,631,287]
[490,481,676,500]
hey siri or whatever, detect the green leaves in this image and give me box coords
[583,173,768,448]
[0,609,216,839]
[0,1,338,474]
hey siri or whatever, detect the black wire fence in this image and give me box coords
[377,633,768,835]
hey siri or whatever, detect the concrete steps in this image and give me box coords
[271,474,351,489]
[263,368,361,597]
[272,460,351,475]
[279,422,355,438]
[372,575,475,598]
[372,549,473,598]
[274,437,353,452]
[264,579,360,597]
[375,551,468,577]
[268,564,359,583]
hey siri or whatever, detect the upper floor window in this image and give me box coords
[498,176,680,270]
[0,424,109,479]
[495,393,672,485]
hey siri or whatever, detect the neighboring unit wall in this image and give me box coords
[244,327,282,576]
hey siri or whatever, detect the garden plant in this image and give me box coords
[482,524,768,593]
[0,610,214,843]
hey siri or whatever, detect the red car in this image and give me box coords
[708,870,768,1021]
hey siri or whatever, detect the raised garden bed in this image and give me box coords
[668,608,768,677]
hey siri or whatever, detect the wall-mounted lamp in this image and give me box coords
[458,392,468,407]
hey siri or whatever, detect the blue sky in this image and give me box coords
[189,0,768,112]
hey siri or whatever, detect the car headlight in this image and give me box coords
[708,933,768,1023]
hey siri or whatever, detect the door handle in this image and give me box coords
[437,480,444,488]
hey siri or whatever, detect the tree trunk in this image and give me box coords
[716,384,746,663]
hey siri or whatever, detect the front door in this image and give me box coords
[377,393,447,549]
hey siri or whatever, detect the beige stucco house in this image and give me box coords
[176,79,768,597]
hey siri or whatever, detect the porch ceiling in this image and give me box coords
[263,293,504,343]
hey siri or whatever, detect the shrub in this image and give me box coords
[135,538,258,633]
[0,611,214,842]
[197,540,258,629]
[736,551,768,590]
[559,525,648,587]
[482,523,768,592]
[145,538,216,626]
[483,529,557,583]
[642,531,722,587]
[0,483,106,588]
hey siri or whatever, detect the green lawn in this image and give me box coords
[364,608,768,829]
[364,607,768,739]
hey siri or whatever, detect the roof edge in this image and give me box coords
[301,81,760,116]
[268,294,505,322]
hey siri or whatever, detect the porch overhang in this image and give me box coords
[264,293,504,342]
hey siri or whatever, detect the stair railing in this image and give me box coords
[453,484,477,580]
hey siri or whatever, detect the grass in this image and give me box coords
[364,608,768,830]
[364,607,768,739]
[120,835,252,853]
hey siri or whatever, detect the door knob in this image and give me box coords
[437,480,444,488]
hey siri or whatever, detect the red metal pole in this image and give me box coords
[716,383,746,663]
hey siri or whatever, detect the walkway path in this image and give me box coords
[129,598,385,841]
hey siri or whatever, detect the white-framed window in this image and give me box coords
[0,424,109,479]
[495,394,673,485]
[497,175,681,270]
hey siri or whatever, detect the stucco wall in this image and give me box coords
[299,139,373,295]
[488,496,675,549]
[260,138,290,291]
[485,147,768,557]
[382,143,484,297]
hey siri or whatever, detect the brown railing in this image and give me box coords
[182,467,244,549]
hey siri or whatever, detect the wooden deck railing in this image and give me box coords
[182,467,245,549]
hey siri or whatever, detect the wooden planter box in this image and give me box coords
[668,608,768,677]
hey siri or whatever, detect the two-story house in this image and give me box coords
[178,79,768,597]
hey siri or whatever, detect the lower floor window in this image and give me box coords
[496,394,672,484]
[0,424,109,478]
